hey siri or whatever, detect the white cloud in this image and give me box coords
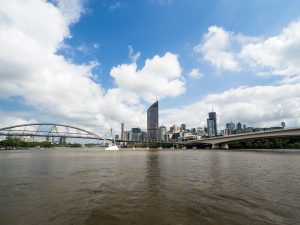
[53,0,85,24]
[240,20,300,77]
[188,68,203,79]
[93,42,100,49]
[194,26,241,71]
[110,52,185,103]
[128,45,141,63]
[197,20,300,78]
[0,111,36,128]
[0,0,69,53]
[161,83,300,130]
[157,0,174,6]
[109,2,124,11]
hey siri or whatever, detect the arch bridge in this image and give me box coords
[0,123,103,141]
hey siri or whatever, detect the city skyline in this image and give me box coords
[1,1,300,134]
[119,105,286,142]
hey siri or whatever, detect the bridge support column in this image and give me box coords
[211,144,219,149]
[211,143,229,149]
[220,143,229,149]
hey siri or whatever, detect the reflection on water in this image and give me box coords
[0,149,300,225]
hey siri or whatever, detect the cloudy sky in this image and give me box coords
[1,0,300,134]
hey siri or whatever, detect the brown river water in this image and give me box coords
[0,149,300,225]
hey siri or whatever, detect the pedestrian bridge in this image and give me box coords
[189,127,300,149]
[0,123,103,141]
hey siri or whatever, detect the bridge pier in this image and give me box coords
[211,143,229,149]
[220,143,229,149]
[211,143,217,149]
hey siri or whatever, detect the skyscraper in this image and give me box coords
[131,127,142,141]
[207,111,217,136]
[147,101,159,141]
[180,124,186,131]
[121,123,124,140]
[236,122,242,133]
[226,122,235,134]
[159,125,166,141]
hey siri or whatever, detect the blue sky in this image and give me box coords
[1,0,300,133]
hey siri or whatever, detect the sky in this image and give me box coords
[1,0,300,135]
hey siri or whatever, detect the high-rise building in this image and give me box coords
[147,101,159,141]
[141,131,147,141]
[180,124,186,131]
[197,127,205,136]
[123,131,130,140]
[236,122,242,133]
[207,111,217,136]
[204,126,208,134]
[159,126,166,141]
[226,122,235,134]
[170,124,180,134]
[121,123,124,140]
[131,127,142,141]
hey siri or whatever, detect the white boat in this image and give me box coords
[104,128,119,151]
[105,145,119,151]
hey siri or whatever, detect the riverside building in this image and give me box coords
[207,111,217,136]
[147,101,159,141]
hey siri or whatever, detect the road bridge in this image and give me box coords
[188,127,300,149]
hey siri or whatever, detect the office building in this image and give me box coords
[147,101,159,141]
[123,131,130,140]
[121,123,124,139]
[236,122,242,133]
[197,127,205,136]
[141,131,147,141]
[207,111,217,136]
[131,127,142,141]
[226,122,235,134]
[180,124,186,131]
[159,126,166,141]
[170,124,180,134]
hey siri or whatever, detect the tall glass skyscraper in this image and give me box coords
[121,123,124,139]
[207,111,217,136]
[147,101,159,141]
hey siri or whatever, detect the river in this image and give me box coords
[0,149,300,225]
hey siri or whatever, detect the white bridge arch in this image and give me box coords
[0,123,103,140]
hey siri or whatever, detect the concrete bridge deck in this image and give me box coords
[187,127,300,149]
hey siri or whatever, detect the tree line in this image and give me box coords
[0,137,81,149]
[228,136,300,149]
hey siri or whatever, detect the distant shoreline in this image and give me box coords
[1,147,300,152]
